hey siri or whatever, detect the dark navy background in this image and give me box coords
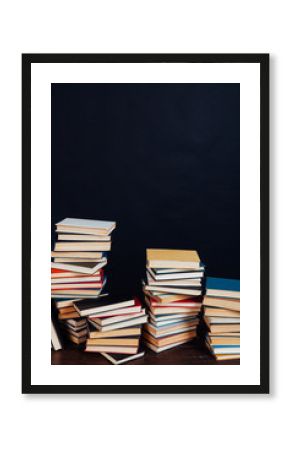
[51,83,240,297]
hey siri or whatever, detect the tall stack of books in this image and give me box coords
[51,218,116,345]
[73,296,147,364]
[143,249,204,353]
[203,277,240,361]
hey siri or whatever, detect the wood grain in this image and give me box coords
[51,338,240,365]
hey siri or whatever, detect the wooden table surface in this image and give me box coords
[52,338,240,365]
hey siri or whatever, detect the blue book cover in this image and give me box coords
[206,277,240,292]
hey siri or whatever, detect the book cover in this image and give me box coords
[56,217,116,231]
[147,248,200,269]
[206,277,240,292]
[74,296,135,316]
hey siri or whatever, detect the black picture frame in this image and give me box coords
[22,53,269,394]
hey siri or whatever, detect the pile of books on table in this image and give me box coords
[51,218,116,345]
[78,296,147,364]
[203,277,240,361]
[143,249,204,353]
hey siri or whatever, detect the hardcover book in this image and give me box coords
[100,351,145,365]
[74,297,135,317]
[51,259,107,274]
[206,277,240,298]
[56,218,116,235]
[147,248,201,269]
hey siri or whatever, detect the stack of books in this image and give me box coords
[60,318,88,345]
[143,249,204,353]
[203,277,240,361]
[77,296,147,364]
[51,218,116,345]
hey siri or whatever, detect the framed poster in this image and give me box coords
[22,53,269,394]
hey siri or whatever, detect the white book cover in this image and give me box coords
[212,347,240,355]
[207,317,240,324]
[56,218,116,230]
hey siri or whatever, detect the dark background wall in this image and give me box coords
[51,83,240,297]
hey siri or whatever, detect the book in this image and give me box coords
[51,251,104,259]
[52,282,103,290]
[145,324,197,339]
[52,293,102,299]
[74,297,135,317]
[89,303,145,321]
[54,242,111,252]
[206,277,240,298]
[67,334,87,345]
[213,354,240,361]
[146,273,202,287]
[147,297,202,307]
[147,248,201,269]
[88,306,143,319]
[52,268,102,278]
[205,317,240,324]
[205,322,240,334]
[145,318,199,334]
[203,296,240,311]
[207,335,240,345]
[149,319,198,329]
[66,318,87,327]
[53,289,103,296]
[100,351,145,365]
[51,259,107,274]
[154,267,203,274]
[148,306,201,315]
[58,311,80,319]
[148,311,199,323]
[88,307,144,320]
[54,297,82,308]
[87,337,140,346]
[208,332,240,337]
[58,234,111,241]
[63,321,88,332]
[204,307,240,317]
[89,327,141,339]
[54,294,108,309]
[90,315,148,332]
[145,290,202,304]
[210,346,240,355]
[85,345,138,355]
[88,310,146,327]
[147,267,204,280]
[143,284,202,296]
[51,319,62,351]
[145,339,193,353]
[53,258,105,263]
[51,274,102,283]
[56,218,116,235]
[58,306,78,314]
[63,327,88,338]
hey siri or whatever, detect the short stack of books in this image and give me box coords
[51,218,116,345]
[143,249,204,353]
[76,296,147,364]
[60,318,88,345]
[203,277,240,361]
